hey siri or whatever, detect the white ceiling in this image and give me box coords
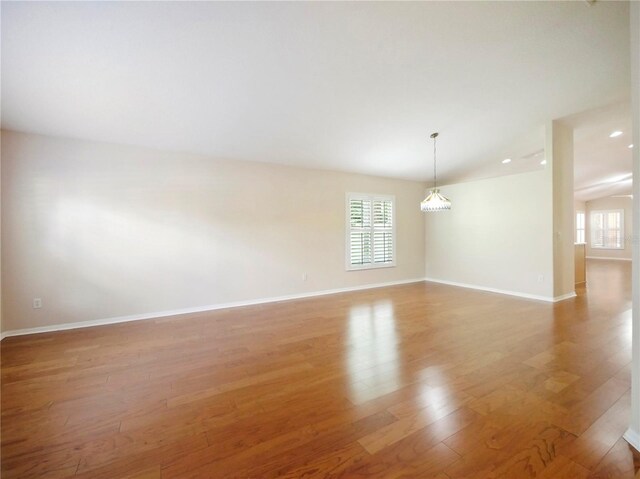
[568,102,633,202]
[1,1,631,185]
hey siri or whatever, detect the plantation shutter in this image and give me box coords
[373,200,393,263]
[349,199,372,265]
[347,195,394,269]
[590,210,624,249]
[607,211,622,248]
[575,212,585,244]
[591,212,604,247]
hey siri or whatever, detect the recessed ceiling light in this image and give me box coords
[502,158,511,164]
[540,159,547,165]
[629,144,634,149]
[609,131,623,138]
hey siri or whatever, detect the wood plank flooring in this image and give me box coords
[2,259,639,478]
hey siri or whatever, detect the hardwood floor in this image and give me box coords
[2,259,639,478]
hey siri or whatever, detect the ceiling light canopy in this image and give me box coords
[629,144,634,149]
[502,158,511,164]
[609,131,623,138]
[421,132,451,212]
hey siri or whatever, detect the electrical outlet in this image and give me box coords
[302,273,308,281]
[537,275,544,283]
[33,298,42,309]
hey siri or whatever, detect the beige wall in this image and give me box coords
[549,120,575,297]
[423,123,576,301]
[585,196,633,260]
[1,130,426,332]
[424,170,554,299]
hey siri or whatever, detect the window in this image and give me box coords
[590,210,624,249]
[576,211,585,244]
[347,193,395,270]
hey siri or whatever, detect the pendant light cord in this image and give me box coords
[433,134,437,190]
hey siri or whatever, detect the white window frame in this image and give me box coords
[590,209,624,250]
[575,211,585,244]
[345,193,396,271]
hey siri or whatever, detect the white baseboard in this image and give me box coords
[0,275,581,340]
[424,277,575,303]
[586,256,632,261]
[0,278,426,339]
[552,292,578,302]
[624,428,640,452]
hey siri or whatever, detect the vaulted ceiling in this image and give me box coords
[570,102,633,202]
[1,1,631,186]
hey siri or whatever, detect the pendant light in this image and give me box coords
[420,132,451,212]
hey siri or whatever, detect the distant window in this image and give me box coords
[576,211,585,243]
[590,210,623,249]
[347,194,395,270]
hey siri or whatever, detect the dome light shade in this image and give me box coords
[421,132,451,212]
[420,188,451,212]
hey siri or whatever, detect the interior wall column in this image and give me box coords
[545,120,575,300]
[624,0,640,452]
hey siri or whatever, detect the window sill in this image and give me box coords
[347,263,396,272]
